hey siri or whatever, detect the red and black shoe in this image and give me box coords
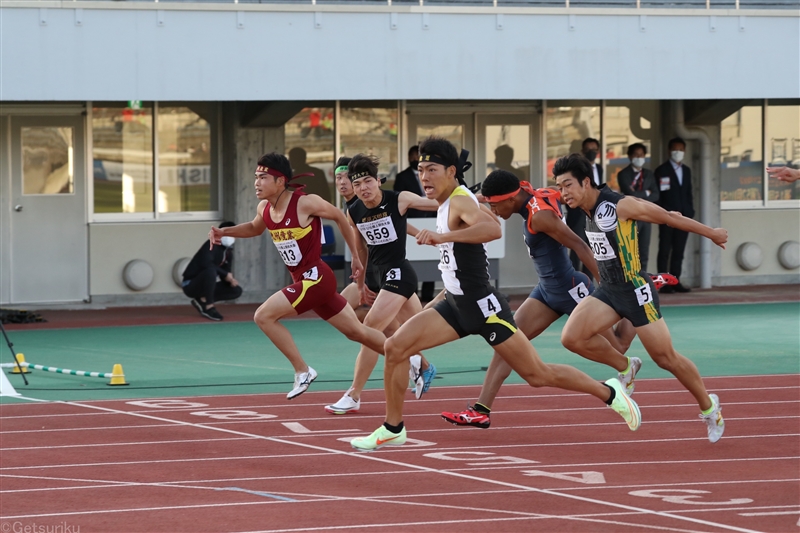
[441,406,491,429]
[650,273,679,291]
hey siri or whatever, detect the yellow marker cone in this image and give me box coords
[10,353,30,374]
[108,364,128,386]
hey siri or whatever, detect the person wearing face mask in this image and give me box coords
[617,143,660,272]
[393,145,436,301]
[565,138,603,275]
[182,220,243,321]
[654,137,694,293]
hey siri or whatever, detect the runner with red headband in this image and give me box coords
[209,152,387,400]
[442,169,652,429]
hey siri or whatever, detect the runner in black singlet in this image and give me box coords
[554,153,729,443]
[350,138,642,452]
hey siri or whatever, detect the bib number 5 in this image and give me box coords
[635,284,653,306]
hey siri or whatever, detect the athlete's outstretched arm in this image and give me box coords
[398,191,439,214]
[532,210,600,282]
[617,197,728,249]
[417,196,501,246]
[299,194,365,277]
[209,200,268,246]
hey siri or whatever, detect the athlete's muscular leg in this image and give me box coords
[254,292,305,373]
[606,319,636,354]
[560,297,629,372]
[394,294,433,371]
[383,309,461,425]
[636,319,713,411]
[477,298,560,409]
[326,305,386,355]
[348,290,410,400]
[494,330,612,402]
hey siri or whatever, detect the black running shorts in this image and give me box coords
[372,260,418,300]
[591,277,662,328]
[433,289,517,346]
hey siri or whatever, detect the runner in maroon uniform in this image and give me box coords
[210,153,386,400]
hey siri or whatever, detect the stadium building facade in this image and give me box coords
[1,0,798,306]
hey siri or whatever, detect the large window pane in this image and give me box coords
[285,107,334,203]
[415,125,463,152]
[22,127,73,195]
[604,105,652,191]
[767,103,800,201]
[158,105,216,213]
[485,125,530,180]
[546,105,599,186]
[340,106,398,187]
[93,105,153,213]
[720,106,763,202]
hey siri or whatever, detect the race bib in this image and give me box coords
[275,239,302,267]
[585,231,617,261]
[357,217,397,245]
[659,176,671,191]
[477,293,502,318]
[302,266,319,281]
[385,268,401,281]
[635,284,653,306]
[568,282,590,304]
[438,242,457,271]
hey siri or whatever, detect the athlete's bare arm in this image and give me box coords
[398,191,439,215]
[416,195,501,246]
[531,210,600,281]
[407,222,419,237]
[209,200,268,247]
[617,197,728,249]
[297,194,365,277]
[767,166,800,183]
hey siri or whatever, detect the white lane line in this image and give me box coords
[0,436,254,451]
[7,396,763,533]
[738,511,800,516]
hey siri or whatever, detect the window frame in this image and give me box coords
[89,101,223,223]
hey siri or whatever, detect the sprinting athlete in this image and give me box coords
[441,169,640,428]
[554,153,728,443]
[325,154,438,415]
[210,152,386,400]
[350,138,641,451]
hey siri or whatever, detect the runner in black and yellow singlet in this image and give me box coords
[350,138,642,452]
[555,152,730,443]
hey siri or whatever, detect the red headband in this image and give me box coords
[255,166,313,190]
[483,181,537,203]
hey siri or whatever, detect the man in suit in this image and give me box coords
[393,145,435,301]
[618,142,660,272]
[654,137,694,293]
[565,138,603,274]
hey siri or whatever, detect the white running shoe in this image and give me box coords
[605,377,641,431]
[324,389,360,414]
[618,357,643,395]
[409,355,424,399]
[700,393,725,443]
[287,367,317,400]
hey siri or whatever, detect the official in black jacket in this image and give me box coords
[183,221,243,320]
[393,145,435,301]
[654,137,694,293]
[618,143,660,272]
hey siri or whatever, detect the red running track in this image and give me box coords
[0,374,798,533]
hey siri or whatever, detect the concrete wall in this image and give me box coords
[718,209,800,284]
[1,5,797,102]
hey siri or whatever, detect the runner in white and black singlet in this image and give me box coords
[351,137,642,452]
[324,154,439,416]
[554,153,730,443]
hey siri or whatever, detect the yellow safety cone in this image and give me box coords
[11,353,30,374]
[108,364,128,386]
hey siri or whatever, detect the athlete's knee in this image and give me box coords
[649,349,677,371]
[560,326,584,353]
[384,335,411,364]
[253,305,278,327]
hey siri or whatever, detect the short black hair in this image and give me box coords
[348,153,380,179]
[553,153,597,188]
[668,137,686,150]
[482,170,520,198]
[219,221,236,228]
[627,142,647,157]
[335,156,352,170]
[408,145,419,157]
[582,137,600,149]
[258,152,293,182]
[418,137,459,170]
